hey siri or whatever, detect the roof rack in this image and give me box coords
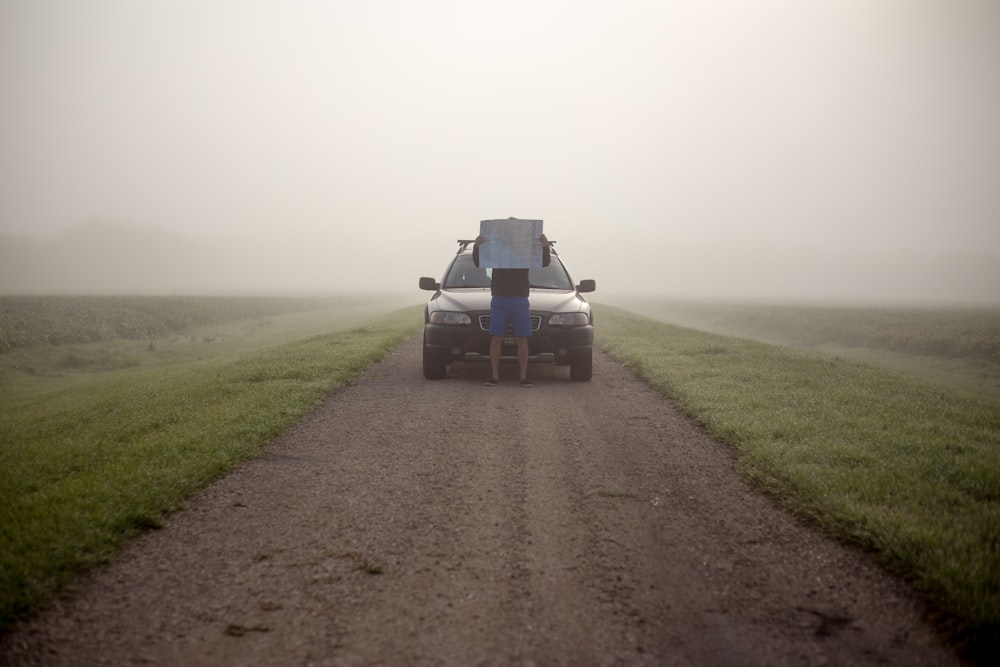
[456,239,557,254]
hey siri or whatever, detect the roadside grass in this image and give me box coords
[0,304,421,633]
[595,305,1000,659]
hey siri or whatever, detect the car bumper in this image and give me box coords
[423,321,594,364]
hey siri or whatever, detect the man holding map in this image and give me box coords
[473,218,550,388]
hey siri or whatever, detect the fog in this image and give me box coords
[2,0,998,304]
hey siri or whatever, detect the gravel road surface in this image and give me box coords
[0,337,959,666]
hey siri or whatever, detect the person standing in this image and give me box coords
[473,233,550,387]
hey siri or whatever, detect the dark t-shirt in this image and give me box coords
[472,244,551,297]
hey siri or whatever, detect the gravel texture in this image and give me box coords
[0,337,960,666]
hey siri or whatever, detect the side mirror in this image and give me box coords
[576,279,596,293]
[419,277,440,291]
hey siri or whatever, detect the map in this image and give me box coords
[477,218,544,269]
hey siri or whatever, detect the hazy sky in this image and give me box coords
[2,0,998,301]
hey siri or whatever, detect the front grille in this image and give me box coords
[479,314,542,333]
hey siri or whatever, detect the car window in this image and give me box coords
[443,255,492,288]
[443,254,574,290]
[528,261,574,289]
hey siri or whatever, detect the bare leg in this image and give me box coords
[517,337,528,380]
[490,336,502,379]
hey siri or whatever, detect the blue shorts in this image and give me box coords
[489,295,532,337]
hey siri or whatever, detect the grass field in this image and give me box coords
[1,295,997,661]
[0,296,421,633]
[595,304,999,661]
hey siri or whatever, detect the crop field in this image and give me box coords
[610,297,1000,396]
[0,294,390,352]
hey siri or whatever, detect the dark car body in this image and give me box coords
[419,241,596,381]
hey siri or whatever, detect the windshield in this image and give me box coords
[443,254,574,290]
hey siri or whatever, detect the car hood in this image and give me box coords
[434,289,588,313]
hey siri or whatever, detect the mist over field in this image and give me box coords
[1,1,998,305]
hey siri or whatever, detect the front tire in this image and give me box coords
[423,347,448,380]
[570,349,593,381]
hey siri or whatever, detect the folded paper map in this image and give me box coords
[478,218,544,269]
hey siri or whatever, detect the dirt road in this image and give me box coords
[1,337,959,666]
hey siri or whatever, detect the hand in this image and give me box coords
[475,235,486,245]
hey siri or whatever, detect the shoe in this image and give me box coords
[519,378,533,388]
[484,377,498,387]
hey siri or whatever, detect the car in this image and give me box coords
[419,239,596,381]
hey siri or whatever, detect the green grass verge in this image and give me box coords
[0,305,421,632]
[596,305,1000,659]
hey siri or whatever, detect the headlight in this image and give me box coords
[429,311,472,325]
[548,312,590,326]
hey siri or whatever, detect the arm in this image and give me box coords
[472,235,485,267]
[540,234,551,267]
